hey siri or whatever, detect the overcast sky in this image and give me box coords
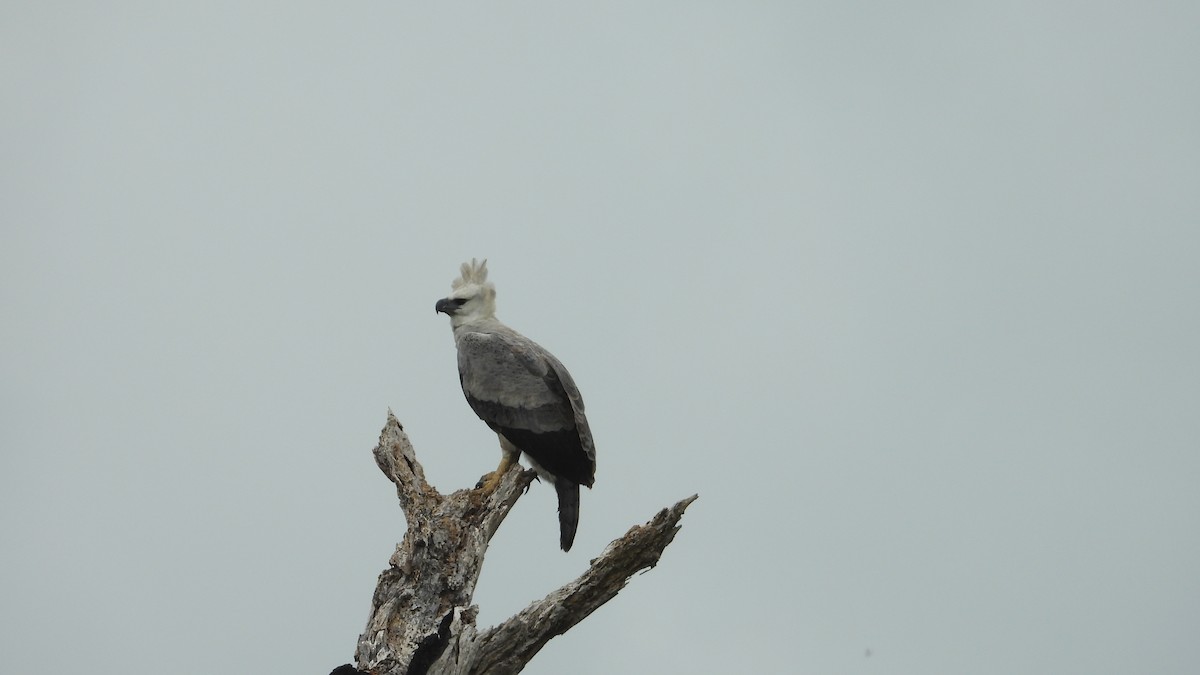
[3,3,1198,674]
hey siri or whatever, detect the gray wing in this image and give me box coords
[457,328,595,486]
[542,350,595,466]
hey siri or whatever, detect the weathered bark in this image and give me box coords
[352,411,696,675]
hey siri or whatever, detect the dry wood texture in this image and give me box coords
[349,412,695,675]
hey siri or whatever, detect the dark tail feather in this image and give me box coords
[555,479,580,552]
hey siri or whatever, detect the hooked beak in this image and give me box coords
[435,297,455,315]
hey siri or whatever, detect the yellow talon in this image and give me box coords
[476,446,520,494]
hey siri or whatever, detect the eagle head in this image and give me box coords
[435,258,497,325]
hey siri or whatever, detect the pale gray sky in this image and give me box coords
[3,3,1198,674]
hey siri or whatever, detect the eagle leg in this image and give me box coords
[475,437,521,494]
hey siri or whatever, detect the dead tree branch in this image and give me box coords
[350,411,696,675]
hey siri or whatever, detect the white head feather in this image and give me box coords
[444,258,497,325]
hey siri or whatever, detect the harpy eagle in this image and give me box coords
[435,259,596,551]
